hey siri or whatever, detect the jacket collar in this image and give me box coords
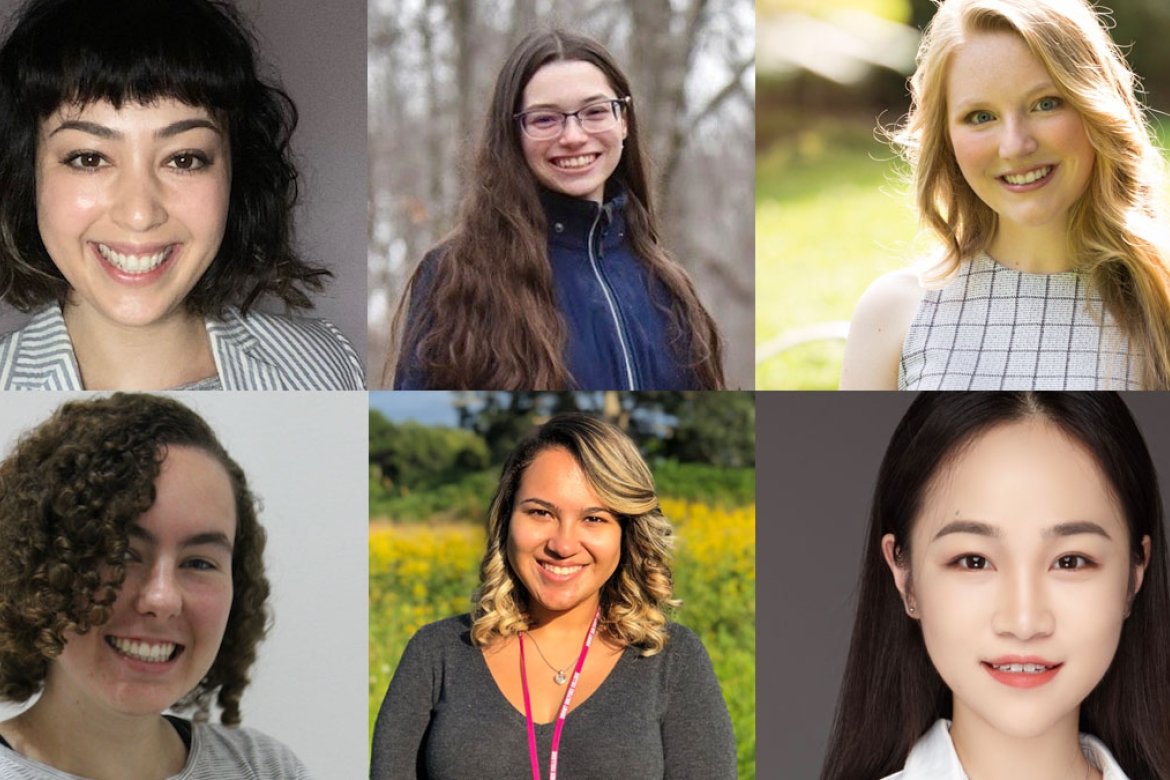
[540,186,629,251]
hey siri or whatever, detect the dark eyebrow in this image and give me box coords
[49,120,118,139]
[1043,521,1112,540]
[47,118,221,140]
[932,520,1000,541]
[522,94,614,112]
[156,118,221,138]
[518,497,614,517]
[129,524,234,553]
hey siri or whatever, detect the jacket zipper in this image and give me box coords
[586,208,636,389]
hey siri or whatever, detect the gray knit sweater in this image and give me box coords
[370,615,737,779]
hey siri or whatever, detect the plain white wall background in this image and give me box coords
[0,392,369,779]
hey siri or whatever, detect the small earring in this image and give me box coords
[907,604,916,616]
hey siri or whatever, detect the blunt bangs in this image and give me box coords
[5,0,258,119]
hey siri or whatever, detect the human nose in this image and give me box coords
[545,520,581,557]
[110,165,168,232]
[134,561,183,619]
[999,115,1039,159]
[991,569,1054,640]
[557,113,589,144]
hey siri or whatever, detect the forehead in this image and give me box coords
[914,419,1126,544]
[137,445,237,539]
[516,446,602,499]
[39,97,222,134]
[946,30,1053,107]
[521,60,616,109]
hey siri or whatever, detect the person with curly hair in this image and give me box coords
[0,0,364,390]
[0,393,311,779]
[389,30,725,391]
[370,413,736,779]
[841,0,1170,390]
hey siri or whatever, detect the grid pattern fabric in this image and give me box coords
[899,253,1139,390]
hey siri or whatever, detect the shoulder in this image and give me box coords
[884,720,964,780]
[192,723,311,779]
[401,615,474,658]
[840,268,924,390]
[1081,733,1129,780]
[211,308,365,390]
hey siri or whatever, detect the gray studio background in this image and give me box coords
[0,0,367,368]
[0,392,369,779]
[758,392,1170,777]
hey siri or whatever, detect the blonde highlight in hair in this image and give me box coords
[897,0,1170,388]
[471,414,678,655]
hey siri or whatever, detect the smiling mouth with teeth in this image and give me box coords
[106,636,182,664]
[540,561,585,576]
[989,662,1053,673]
[553,154,600,170]
[1001,166,1053,186]
[96,243,174,275]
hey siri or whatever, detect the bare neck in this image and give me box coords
[988,222,1075,274]
[526,598,601,645]
[62,303,216,390]
[950,704,1098,780]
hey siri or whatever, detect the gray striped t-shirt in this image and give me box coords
[0,723,312,779]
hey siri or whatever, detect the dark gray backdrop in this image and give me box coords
[757,391,1170,777]
[0,0,367,369]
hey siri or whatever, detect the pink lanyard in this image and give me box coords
[518,607,601,780]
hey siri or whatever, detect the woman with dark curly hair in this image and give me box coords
[0,394,310,779]
[389,30,725,391]
[0,0,364,390]
[370,413,736,779]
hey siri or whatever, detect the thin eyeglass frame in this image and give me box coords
[514,96,632,140]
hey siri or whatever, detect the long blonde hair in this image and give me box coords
[470,414,678,655]
[898,0,1170,388]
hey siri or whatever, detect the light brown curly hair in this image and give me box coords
[0,393,269,726]
[471,413,679,655]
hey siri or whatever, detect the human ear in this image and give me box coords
[881,533,916,617]
[1123,537,1151,617]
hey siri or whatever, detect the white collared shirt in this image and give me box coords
[882,719,1129,780]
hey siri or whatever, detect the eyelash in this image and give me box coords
[60,150,213,172]
[946,553,1097,571]
[963,96,1064,125]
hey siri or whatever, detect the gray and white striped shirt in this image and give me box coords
[0,306,365,391]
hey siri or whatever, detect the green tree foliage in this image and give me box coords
[369,410,489,494]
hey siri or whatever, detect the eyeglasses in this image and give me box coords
[514,97,631,140]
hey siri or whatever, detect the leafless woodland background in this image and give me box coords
[368,0,756,388]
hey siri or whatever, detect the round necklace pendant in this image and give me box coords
[554,670,567,685]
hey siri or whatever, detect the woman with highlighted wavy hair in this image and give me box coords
[841,0,1170,390]
[371,413,735,779]
[0,393,310,779]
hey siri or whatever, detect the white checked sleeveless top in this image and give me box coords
[899,253,1140,390]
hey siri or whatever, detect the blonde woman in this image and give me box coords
[370,414,735,779]
[841,0,1170,390]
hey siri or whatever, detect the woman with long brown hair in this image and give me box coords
[390,30,724,391]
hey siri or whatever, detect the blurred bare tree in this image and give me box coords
[368,0,755,388]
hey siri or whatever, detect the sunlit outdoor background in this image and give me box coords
[367,391,756,778]
[756,0,1170,389]
[368,1,756,388]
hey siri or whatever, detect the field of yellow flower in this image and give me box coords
[369,500,756,777]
